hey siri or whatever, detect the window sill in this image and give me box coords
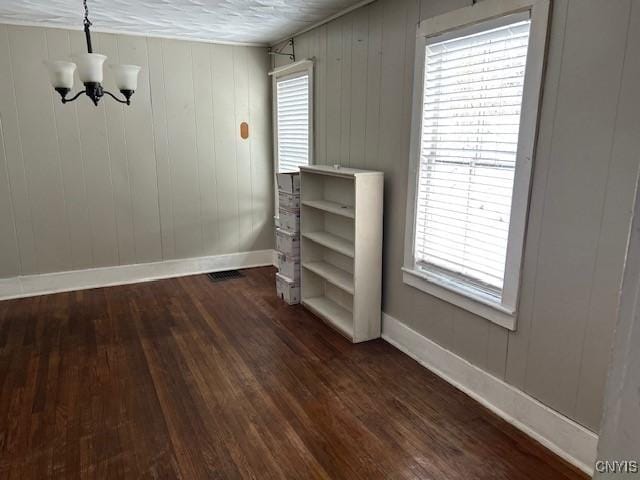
[402,267,516,331]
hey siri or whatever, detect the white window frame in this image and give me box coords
[402,0,550,330]
[270,59,314,175]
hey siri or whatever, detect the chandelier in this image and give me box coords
[44,0,141,107]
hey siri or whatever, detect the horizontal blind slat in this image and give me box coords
[425,74,526,92]
[415,218,508,243]
[424,61,527,84]
[419,230,508,258]
[427,43,529,72]
[416,247,505,279]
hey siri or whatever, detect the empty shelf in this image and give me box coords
[302,232,355,258]
[303,262,354,294]
[303,296,353,339]
[302,200,355,219]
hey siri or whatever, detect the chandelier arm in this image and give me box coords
[103,90,130,105]
[61,89,88,104]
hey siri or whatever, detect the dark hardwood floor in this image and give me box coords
[0,267,586,479]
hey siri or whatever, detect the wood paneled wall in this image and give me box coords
[276,0,640,431]
[0,25,273,277]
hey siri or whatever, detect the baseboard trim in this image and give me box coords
[0,249,275,301]
[381,313,597,476]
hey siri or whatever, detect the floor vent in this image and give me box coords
[207,270,244,282]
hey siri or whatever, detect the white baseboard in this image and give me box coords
[0,249,275,301]
[381,313,598,476]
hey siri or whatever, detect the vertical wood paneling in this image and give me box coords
[99,33,136,265]
[10,26,72,274]
[247,47,274,250]
[411,291,455,351]
[0,25,36,275]
[70,30,120,268]
[314,26,328,166]
[0,25,272,276]
[339,14,353,167]
[522,0,630,424]
[349,9,369,168]
[233,46,254,252]
[211,44,241,254]
[377,0,414,320]
[295,32,311,59]
[389,0,425,338]
[147,37,176,260]
[162,39,203,259]
[116,35,163,263]
[363,1,383,172]
[191,42,220,256]
[44,28,94,270]
[574,0,640,426]
[325,20,342,165]
[0,115,20,277]
[486,323,508,379]
[452,308,490,370]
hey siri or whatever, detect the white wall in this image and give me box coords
[0,24,273,279]
[277,0,640,432]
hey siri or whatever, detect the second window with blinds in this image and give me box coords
[272,60,314,173]
[403,0,550,330]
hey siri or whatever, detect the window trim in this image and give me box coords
[403,0,550,331]
[271,59,314,175]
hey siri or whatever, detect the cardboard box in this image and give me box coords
[279,191,301,209]
[276,272,300,305]
[277,252,300,281]
[278,207,300,233]
[277,172,301,194]
[276,228,300,257]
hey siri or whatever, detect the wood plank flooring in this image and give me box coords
[0,267,587,479]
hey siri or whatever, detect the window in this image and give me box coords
[418,18,531,294]
[403,0,550,330]
[271,60,314,173]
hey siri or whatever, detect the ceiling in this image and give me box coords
[0,0,364,45]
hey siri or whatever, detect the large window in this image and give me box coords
[403,0,550,330]
[272,60,313,173]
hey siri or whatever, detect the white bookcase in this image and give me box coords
[299,165,384,343]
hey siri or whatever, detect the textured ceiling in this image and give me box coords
[0,0,363,45]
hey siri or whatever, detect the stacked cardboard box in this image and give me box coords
[275,173,301,305]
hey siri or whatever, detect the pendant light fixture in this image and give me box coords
[44,0,141,107]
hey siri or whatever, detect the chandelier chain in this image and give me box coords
[83,0,92,27]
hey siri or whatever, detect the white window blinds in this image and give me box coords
[276,72,310,173]
[415,17,531,296]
